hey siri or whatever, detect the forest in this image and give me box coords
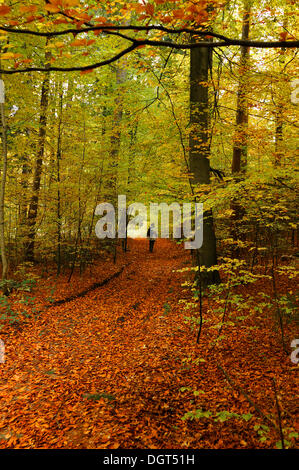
[0,0,298,452]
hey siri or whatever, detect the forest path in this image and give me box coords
[0,239,198,448]
[0,239,296,449]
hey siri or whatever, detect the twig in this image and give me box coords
[195,249,203,344]
[272,378,285,449]
[46,264,128,308]
[217,363,278,430]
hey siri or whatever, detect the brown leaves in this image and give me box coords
[0,5,10,16]
[0,240,298,449]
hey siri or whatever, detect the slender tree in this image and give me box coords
[189,38,220,286]
[25,42,50,261]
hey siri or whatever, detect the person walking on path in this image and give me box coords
[147,223,157,253]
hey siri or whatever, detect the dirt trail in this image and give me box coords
[0,239,195,448]
[0,239,297,449]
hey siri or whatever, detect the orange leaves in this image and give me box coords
[279,31,295,42]
[94,16,107,24]
[0,5,11,15]
[80,68,94,75]
[145,3,155,16]
[53,18,70,25]
[70,38,95,47]
[279,32,288,42]
[19,5,38,14]
[129,1,155,19]
[45,4,60,13]
[45,0,80,13]
[70,38,88,47]
[0,238,298,449]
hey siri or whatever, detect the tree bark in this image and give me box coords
[25,43,50,261]
[0,82,8,281]
[232,2,251,174]
[108,64,127,263]
[274,16,288,167]
[231,1,251,244]
[189,39,220,286]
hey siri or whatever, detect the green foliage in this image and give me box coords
[162,302,171,316]
[0,278,37,325]
[182,408,253,423]
[83,392,116,402]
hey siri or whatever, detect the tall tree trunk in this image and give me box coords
[189,40,220,287]
[108,65,127,263]
[0,77,8,281]
[25,43,50,261]
[56,85,63,276]
[232,1,251,173]
[68,107,86,283]
[274,16,288,167]
[231,1,251,245]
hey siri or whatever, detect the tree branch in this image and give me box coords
[0,23,298,47]
[1,34,298,74]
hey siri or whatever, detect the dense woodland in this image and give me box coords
[0,0,298,450]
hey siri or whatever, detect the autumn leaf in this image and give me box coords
[279,32,288,42]
[80,68,94,75]
[62,0,80,6]
[145,4,155,16]
[45,4,60,13]
[20,5,38,14]
[94,16,107,24]
[0,5,11,15]
[1,52,22,60]
[70,39,87,47]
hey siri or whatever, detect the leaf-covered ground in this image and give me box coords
[0,239,298,448]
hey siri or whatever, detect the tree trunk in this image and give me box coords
[56,85,63,276]
[0,81,8,281]
[108,65,127,263]
[25,44,50,261]
[232,2,251,174]
[231,1,251,244]
[274,16,288,167]
[189,40,220,287]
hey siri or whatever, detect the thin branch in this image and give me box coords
[272,378,285,449]
[217,363,278,430]
[0,23,298,47]
[0,43,137,74]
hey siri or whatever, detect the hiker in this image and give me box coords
[147,223,157,253]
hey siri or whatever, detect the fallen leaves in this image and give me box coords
[0,239,298,449]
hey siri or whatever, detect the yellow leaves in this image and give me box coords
[49,41,65,49]
[0,52,22,60]
[63,0,80,6]
[0,5,10,15]
[45,0,80,11]
[44,0,79,13]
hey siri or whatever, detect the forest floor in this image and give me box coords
[0,239,298,449]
